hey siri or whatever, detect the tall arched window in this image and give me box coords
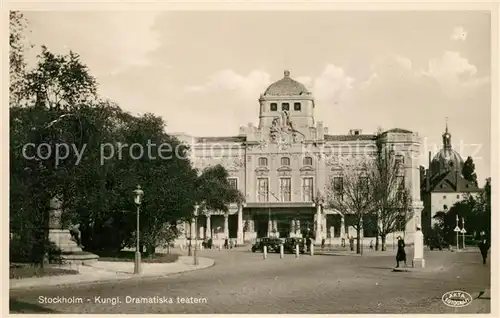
[281,157,290,166]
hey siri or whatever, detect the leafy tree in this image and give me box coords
[462,156,478,186]
[367,136,414,251]
[326,160,373,254]
[24,46,98,109]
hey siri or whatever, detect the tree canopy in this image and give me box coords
[9,12,241,261]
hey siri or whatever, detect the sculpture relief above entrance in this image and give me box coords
[269,110,306,150]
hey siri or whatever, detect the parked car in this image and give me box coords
[251,237,282,253]
[284,237,305,254]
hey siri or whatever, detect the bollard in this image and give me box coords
[310,243,314,256]
[280,244,284,259]
[263,245,268,259]
[218,244,222,251]
[295,244,299,258]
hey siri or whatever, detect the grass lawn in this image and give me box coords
[10,264,79,279]
[98,251,179,263]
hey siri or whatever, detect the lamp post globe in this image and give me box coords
[133,185,144,275]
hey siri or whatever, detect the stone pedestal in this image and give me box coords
[48,196,98,265]
[412,229,425,268]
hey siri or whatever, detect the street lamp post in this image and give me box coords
[194,204,199,265]
[133,185,144,275]
[454,214,460,251]
[461,217,467,249]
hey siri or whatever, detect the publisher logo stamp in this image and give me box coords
[441,291,473,308]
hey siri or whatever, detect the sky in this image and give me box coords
[22,11,492,183]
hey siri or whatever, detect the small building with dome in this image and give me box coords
[420,123,480,235]
[174,70,424,246]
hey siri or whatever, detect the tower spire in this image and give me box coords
[442,117,452,149]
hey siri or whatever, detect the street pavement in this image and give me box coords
[10,246,491,314]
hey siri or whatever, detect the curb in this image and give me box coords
[9,257,215,291]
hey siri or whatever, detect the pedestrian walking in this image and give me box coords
[478,234,490,265]
[369,240,374,250]
[396,236,407,268]
[224,238,229,249]
[321,238,326,249]
[305,236,311,252]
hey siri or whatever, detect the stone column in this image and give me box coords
[412,229,425,268]
[315,204,321,242]
[408,201,424,244]
[191,219,196,239]
[268,219,273,237]
[322,215,327,239]
[273,220,279,237]
[223,213,229,239]
[249,219,255,232]
[237,205,244,244]
[340,215,345,238]
[206,214,211,239]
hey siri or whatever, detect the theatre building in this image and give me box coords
[174,70,423,245]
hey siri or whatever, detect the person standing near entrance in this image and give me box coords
[478,232,490,265]
[396,236,407,268]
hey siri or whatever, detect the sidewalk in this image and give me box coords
[9,256,215,290]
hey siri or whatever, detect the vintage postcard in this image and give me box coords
[5,2,497,315]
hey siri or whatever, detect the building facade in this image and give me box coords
[420,123,480,235]
[175,70,424,245]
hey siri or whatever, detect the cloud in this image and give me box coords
[185,64,356,108]
[24,11,162,76]
[184,69,272,99]
[423,51,489,94]
[451,26,468,41]
[296,64,355,103]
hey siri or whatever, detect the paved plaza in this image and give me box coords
[10,247,490,314]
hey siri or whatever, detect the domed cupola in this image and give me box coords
[430,120,464,176]
[263,70,310,96]
[258,70,315,130]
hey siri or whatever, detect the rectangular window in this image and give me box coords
[294,102,301,111]
[303,156,313,166]
[258,157,268,167]
[333,177,344,201]
[280,157,290,166]
[257,178,269,202]
[282,103,290,111]
[302,177,314,201]
[270,103,278,111]
[228,178,238,190]
[279,178,291,202]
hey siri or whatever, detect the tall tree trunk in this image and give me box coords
[356,227,361,254]
[381,235,387,251]
[375,235,380,251]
